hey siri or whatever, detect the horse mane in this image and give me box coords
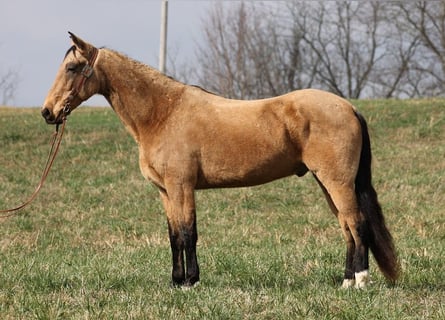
[190,85,218,96]
[105,49,170,77]
[103,48,218,97]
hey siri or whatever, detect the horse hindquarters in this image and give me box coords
[303,109,374,288]
[313,111,398,288]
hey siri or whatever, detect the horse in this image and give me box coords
[41,33,399,289]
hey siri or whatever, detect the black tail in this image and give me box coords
[354,111,399,282]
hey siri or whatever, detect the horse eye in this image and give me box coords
[65,63,78,73]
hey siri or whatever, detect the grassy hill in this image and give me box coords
[0,99,444,319]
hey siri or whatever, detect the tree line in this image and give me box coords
[175,1,445,100]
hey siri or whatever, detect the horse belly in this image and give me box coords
[196,146,301,189]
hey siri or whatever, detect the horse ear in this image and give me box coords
[68,31,95,56]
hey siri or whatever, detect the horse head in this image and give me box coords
[42,32,100,124]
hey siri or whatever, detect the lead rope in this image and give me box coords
[0,115,67,219]
[0,45,98,219]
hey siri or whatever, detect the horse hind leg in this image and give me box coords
[313,174,338,216]
[313,173,370,288]
[333,187,370,288]
[313,174,359,288]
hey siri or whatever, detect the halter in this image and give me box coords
[62,46,99,117]
[0,46,99,218]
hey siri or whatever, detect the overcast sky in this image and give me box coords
[0,0,215,106]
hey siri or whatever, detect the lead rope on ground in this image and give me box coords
[0,117,67,219]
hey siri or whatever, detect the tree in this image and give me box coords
[290,1,388,98]
[195,2,264,99]
[195,2,314,99]
[0,42,20,105]
[195,1,394,99]
[397,1,445,96]
[0,68,19,105]
[189,1,443,99]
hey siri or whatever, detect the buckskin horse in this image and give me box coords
[41,33,398,288]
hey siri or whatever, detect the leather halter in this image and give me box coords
[62,46,99,117]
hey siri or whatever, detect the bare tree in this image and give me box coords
[397,1,445,96]
[195,2,272,99]
[166,45,196,85]
[188,1,442,99]
[195,1,393,99]
[367,4,422,98]
[0,42,19,105]
[195,2,249,98]
[195,2,312,99]
[0,68,19,105]
[291,1,389,98]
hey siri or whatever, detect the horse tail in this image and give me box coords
[354,111,399,282]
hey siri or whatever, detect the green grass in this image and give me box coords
[0,100,444,319]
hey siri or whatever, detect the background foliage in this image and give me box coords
[184,1,445,100]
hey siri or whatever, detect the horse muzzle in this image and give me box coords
[41,107,63,125]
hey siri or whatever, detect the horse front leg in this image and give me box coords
[160,186,200,287]
[183,217,199,286]
[160,191,185,285]
[167,220,186,286]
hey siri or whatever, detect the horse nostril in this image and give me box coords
[41,107,51,120]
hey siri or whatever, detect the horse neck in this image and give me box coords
[97,49,185,142]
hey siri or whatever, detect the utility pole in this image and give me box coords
[159,0,168,74]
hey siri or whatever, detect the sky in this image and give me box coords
[0,0,215,107]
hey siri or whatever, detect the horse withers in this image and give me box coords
[41,33,399,288]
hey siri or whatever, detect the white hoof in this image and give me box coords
[354,270,370,289]
[341,279,355,288]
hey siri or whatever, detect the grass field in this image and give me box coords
[0,99,444,319]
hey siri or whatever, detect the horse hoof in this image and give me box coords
[341,279,355,289]
[181,281,200,291]
[354,270,370,289]
[170,279,200,289]
[170,280,185,288]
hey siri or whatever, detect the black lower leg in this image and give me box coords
[183,220,200,286]
[353,221,370,273]
[168,224,185,286]
[344,240,355,280]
